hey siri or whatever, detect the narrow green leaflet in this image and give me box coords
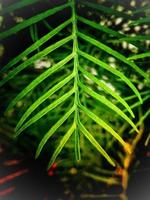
[128,52,150,60]
[1,19,72,73]
[0,36,73,88]
[78,32,147,80]
[118,35,150,42]
[30,25,36,43]
[124,95,150,112]
[74,128,81,161]
[16,73,74,131]
[77,16,123,38]
[0,2,71,40]
[47,122,76,169]
[79,66,134,117]
[145,133,150,146]
[16,89,75,136]
[130,17,150,26]
[83,171,119,184]
[77,16,147,51]
[78,50,142,103]
[124,91,150,101]
[1,0,40,15]
[79,104,132,154]
[79,82,138,133]
[78,121,115,166]
[7,54,74,111]
[36,106,75,159]
[132,4,150,14]
[80,0,130,19]
[132,108,150,133]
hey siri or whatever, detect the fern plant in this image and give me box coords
[0,0,149,170]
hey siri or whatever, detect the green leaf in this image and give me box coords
[124,91,150,101]
[80,0,130,19]
[78,121,115,167]
[132,4,150,14]
[83,171,119,184]
[16,73,74,131]
[78,32,147,80]
[77,16,146,52]
[145,133,150,146]
[29,25,36,43]
[74,128,81,161]
[130,17,150,26]
[1,0,147,168]
[128,52,150,60]
[134,108,150,131]
[125,95,150,112]
[78,50,142,104]
[1,18,72,73]
[79,66,134,117]
[47,122,76,169]
[118,35,150,42]
[36,106,75,159]
[77,16,123,38]
[0,2,71,40]
[79,82,138,133]
[16,88,75,136]
[79,104,132,154]
[0,0,40,15]
[7,54,74,111]
[0,36,73,88]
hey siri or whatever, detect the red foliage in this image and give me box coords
[0,168,28,185]
[0,186,16,197]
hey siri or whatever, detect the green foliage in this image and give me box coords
[0,0,149,169]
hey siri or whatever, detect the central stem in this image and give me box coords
[72,0,81,161]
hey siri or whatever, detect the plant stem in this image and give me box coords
[71,0,81,161]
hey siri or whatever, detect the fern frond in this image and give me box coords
[1,0,146,169]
